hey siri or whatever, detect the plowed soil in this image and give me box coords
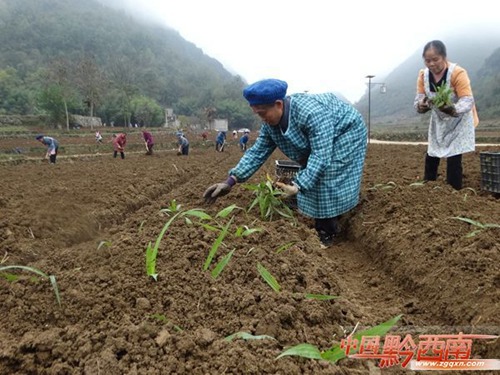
[0,132,499,375]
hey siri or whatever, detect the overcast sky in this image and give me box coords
[118,0,498,103]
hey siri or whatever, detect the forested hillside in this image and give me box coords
[474,47,500,118]
[0,0,255,128]
[355,34,500,123]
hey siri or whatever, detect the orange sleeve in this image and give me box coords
[417,69,425,94]
[451,65,479,127]
[451,66,473,97]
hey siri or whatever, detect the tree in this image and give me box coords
[108,57,139,127]
[75,55,107,124]
[40,58,79,130]
[130,95,164,127]
[0,67,33,115]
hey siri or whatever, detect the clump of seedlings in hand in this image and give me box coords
[431,83,453,108]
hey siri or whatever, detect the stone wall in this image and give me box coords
[70,115,102,128]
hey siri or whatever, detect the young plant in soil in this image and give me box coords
[203,216,233,276]
[146,200,210,281]
[199,204,262,238]
[257,262,281,293]
[277,314,402,362]
[243,174,295,222]
[451,216,500,238]
[0,265,61,306]
[225,332,276,342]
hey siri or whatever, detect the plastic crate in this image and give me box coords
[275,160,301,180]
[275,160,301,209]
[480,152,500,193]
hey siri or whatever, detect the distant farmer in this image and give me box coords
[239,131,249,152]
[142,130,154,155]
[95,130,103,143]
[112,133,127,159]
[215,131,226,152]
[201,131,208,142]
[203,78,367,248]
[35,134,59,164]
[176,131,189,156]
[232,130,238,140]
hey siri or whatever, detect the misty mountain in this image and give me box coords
[0,0,255,127]
[2,0,499,128]
[355,33,500,123]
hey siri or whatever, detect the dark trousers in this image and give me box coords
[114,151,125,159]
[146,144,154,155]
[315,217,339,237]
[49,147,58,164]
[424,153,462,190]
[181,145,189,155]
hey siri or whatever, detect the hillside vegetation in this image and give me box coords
[0,0,255,129]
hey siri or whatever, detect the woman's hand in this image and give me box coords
[275,181,299,197]
[417,97,431,113]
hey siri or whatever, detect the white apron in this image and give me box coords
[424,63,475,158]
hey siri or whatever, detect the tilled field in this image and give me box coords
[0,133,499,374]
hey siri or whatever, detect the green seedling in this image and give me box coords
[431,83,453,108]
[234,225,262,237]
[149,314,183,331]
[304,294,340,301]
[368,181,397,191]
[451,216,500,238]
[243,174,295,222]
[198,204,261,238]
[204,217,233,271]
[277,314,402,362]
[409,181,426,187]
[225,332,276,342]
[138,220,146,233]
[0,265,61,306]
[150,313,168,323]
[275,241,296,254]
[462,187,477,202]
[257,263,280,293]
[97,240,112,250]
[211,249,235,279]
[147,201,210,281]
[216,204,243,219]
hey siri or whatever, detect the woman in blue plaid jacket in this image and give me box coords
[204,79,367,248]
